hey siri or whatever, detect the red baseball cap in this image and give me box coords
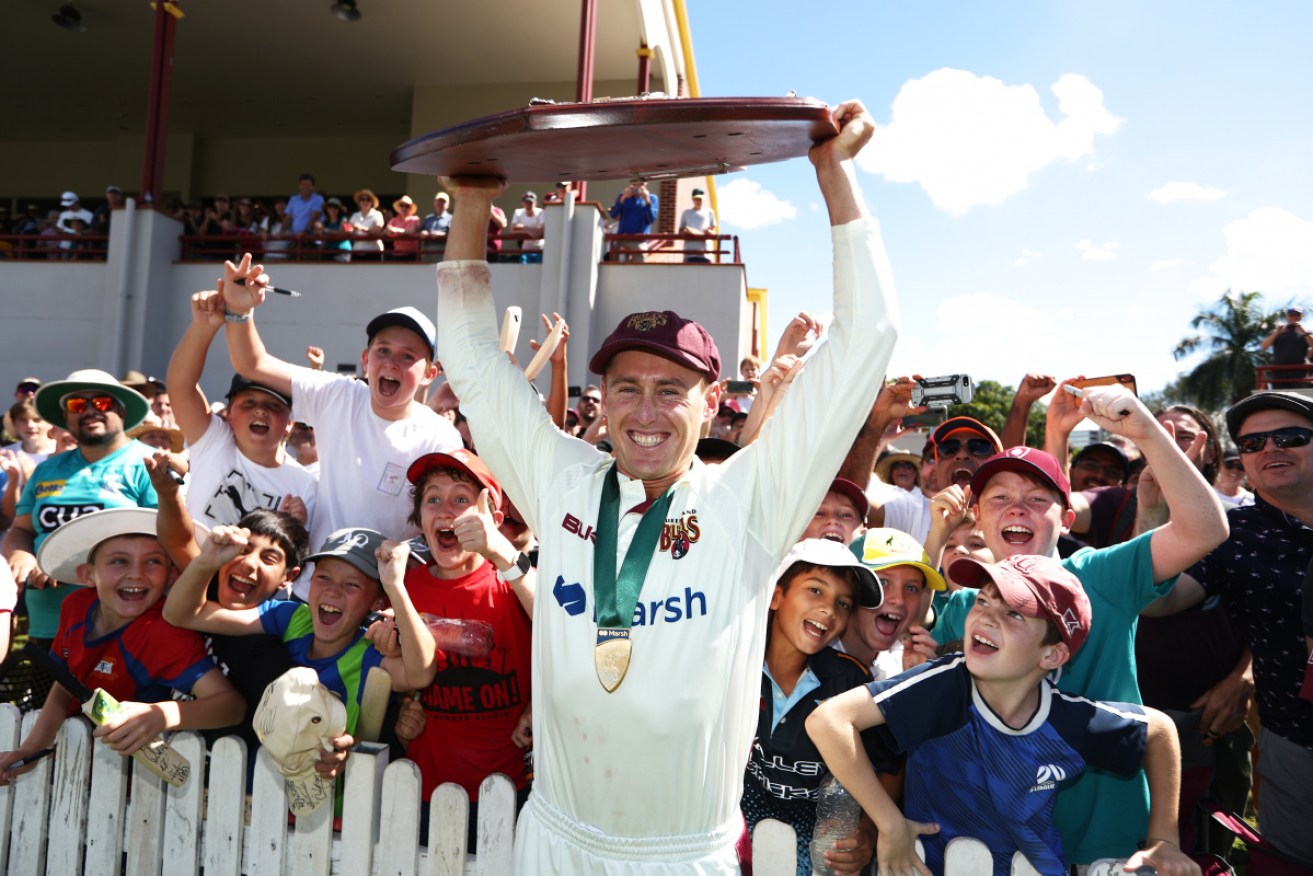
[588,310,721,384]
[406,449,503,512]
[969,446,1071,508]
[950,554,1091,653]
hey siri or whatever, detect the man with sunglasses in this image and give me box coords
[874,416,1002,544]
[1156,391,1313,868]
[1,369,158,649]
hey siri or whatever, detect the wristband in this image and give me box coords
[497,552,532,582]
[224,307,252,323]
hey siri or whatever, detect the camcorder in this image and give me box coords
[910,374,973,409]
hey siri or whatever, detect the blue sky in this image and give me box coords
[684,1,1313,393]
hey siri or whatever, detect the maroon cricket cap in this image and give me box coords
[406,449,504,513]
[828,477,870,521]
[950,554,1091,653]
[588,310,721,384]
[970,446,1071,508]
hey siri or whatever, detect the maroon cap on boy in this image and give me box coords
[406,449,504,512]
[969,446,1072,508]
[950,554,1091,653]
[828,477,870,521]
[588,310,721,384]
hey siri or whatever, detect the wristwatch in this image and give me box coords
[498,552,532,582]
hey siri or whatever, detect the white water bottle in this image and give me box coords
[810,774,862,875]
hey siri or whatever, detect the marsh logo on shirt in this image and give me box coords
[659,512,700,559]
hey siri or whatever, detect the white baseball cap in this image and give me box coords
[253,667,348,816]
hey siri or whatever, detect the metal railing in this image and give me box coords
[603,232,740,264]
[1254,363,1313,390]
[0,233,109,261]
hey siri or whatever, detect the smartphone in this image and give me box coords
[901,411,945,429]
[910,374,973,408]
[725,380,756,395]
[1070,374,1137,396]
[568,385,582,398]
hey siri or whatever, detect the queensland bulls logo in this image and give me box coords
[659,512,700,559]
[626,312,668,332]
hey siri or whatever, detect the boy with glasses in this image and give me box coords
[2,369,159,649]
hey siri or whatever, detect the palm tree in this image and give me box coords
[1172,289,1279,410]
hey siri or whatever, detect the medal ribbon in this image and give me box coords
[593,464,676,629]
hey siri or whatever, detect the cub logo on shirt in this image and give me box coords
[659,512,700,560]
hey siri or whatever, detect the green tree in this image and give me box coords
[1172,289,1278,410]
[947,379,1047,448]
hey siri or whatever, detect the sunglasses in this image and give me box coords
[936,437,996,458]
[1222,459,1245,471]
[1235,426,1313,454]
[61,393,120,416]
[580,396,601,404]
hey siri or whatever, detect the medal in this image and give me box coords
[594,629,632,692]
[592,465,677,692]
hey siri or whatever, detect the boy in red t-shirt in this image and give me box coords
[0,508,244,782]
[398,450,533,827]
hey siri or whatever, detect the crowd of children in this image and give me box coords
[0,202,1307,874]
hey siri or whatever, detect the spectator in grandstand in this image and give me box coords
[608,181,657,262]
[318,197,352,262]
[1259,307,1313,388]
[56,191,93,237]
[678,187,717,263]
[260,197,291,261]
[485,201,508,261]
[348,189,385,258]
[387,195,421,260]
[286,173,324,239]
[91,185,124,236]
[420,192,452,260]
[510,192,545,264]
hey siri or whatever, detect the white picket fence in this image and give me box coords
[0,704,1051,875]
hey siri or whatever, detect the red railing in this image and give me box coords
[0,233,110,261]
[1254,363,1313,390]
[603,233,740,264]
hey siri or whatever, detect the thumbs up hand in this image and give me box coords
[452,488,516,568]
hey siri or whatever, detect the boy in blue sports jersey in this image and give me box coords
[0,508,244,782]
[164,526,437,742]
[807,554,1197,876]
[740,538,890,876]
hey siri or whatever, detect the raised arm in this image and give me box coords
[1125,708,1199,876]
[375,540,437,692]
[217,253,296,399]
[166,289,227,442]
[161,526,267,635]
[1001,373,1055,449]
[1076,386,1228,581]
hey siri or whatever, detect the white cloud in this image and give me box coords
[1150,258,1191,272]
[715,178,796,229]
[859,69,1123,215]
[1188,206,1313,297]
[888,291,1076,379]
[1075,239,1120,261]
[1147,181,1226,204]
[1015,247,1042,268]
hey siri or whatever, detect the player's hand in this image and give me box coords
[189,289,226,330]
[511,703,533,749]
[314,733,353,780]
[200,525,251,568]
[1015,373,1057,407]
[439,175,509,198]
[1128,839,1202,876]
[305,345,325,370]
[775,312,825,360]
[280,494,309,524]
[811,99,875,165]
[366,609,402,658]
[375,540,410,591]
[94,701,168,755]
[220,252,268,316]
